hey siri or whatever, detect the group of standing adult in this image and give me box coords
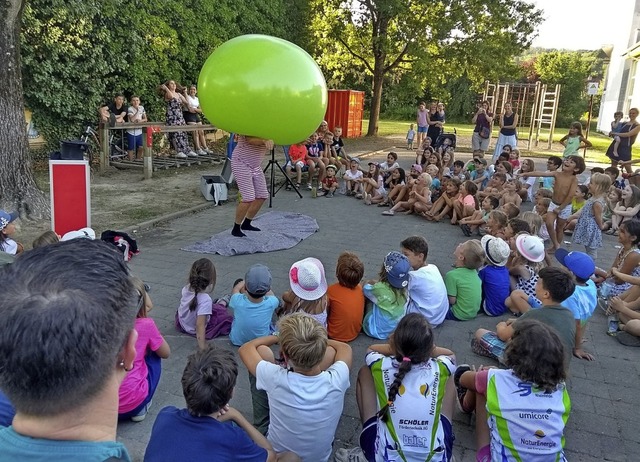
[415,101,446,148]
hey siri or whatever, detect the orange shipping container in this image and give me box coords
[324,90,364,138]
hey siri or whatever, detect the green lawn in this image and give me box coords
[363,119,614,164]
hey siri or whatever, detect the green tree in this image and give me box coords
[1,0,49,217]
[533,51,597,126]
[310,0,542,135]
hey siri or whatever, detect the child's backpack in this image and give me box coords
[100,230,139,261]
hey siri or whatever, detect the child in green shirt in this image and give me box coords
[444,240,484,320]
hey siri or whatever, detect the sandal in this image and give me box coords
[382,210,395,216]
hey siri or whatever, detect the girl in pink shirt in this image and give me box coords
[118,278,171,422]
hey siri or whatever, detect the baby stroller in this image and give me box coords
[433,129,457,150]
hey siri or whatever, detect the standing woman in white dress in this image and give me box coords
[492,102,518,163]
[184,85,212,156]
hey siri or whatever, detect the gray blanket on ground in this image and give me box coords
[181,211,319,256]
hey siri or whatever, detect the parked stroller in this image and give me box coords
[433,129,457,150]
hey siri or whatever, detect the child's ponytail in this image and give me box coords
[378,358,412,422]
[188,258,217,312]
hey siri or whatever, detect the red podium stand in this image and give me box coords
[49,160,91,236]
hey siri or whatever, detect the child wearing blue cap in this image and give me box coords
[362,251,411,339]
[555,248,598,360]
[0,210,22,255]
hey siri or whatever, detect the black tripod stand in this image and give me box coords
[263,147,302,208]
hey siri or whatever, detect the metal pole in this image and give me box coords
[584,94,594,158]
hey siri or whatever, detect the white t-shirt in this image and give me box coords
[177,286,212,335]
[0,238,18,255]
[344,170,363,181]
[256,360,350,462]
[187,95,200,110]
[406,264,449,326]
[379,161,400,173]
[126,106,145,136]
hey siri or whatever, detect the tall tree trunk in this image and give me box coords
[366,61,385,137]
[0,0,49,218]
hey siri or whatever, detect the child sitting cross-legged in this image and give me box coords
[228,264,280,435]
[378,167,405,206]
[280,258,329,328]
[318,164,338,197]
[144,346,300,462]
[356,313,456,462]
[382,173,432,216]
[472,266,576,368]
[482,210,508,238]
[362,251,411,339]
[285,141,308,190]
[505,234,546,315]
[479,235,512,316]
[455,319,571,462]
[327,252,365,342]
[499,178,523,208]
[343,158,363,196]
[477,173,507,203]
[444,240,485,321]
[425,177,461,221]
[451,180,478,225]
[555,249,598,361]
[460,196,499,237]
[239,313,352,462]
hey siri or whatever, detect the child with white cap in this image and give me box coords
[506,234,546,315]
[362,251,411,339]
[319,164,339,197]
[0,210,22,255]
[280,257,329,328]
[478,235,511,316]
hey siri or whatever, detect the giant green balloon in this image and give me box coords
[198,35,328,145]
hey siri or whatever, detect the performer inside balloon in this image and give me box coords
[231,135,274,237]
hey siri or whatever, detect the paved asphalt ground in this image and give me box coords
[119,147,639,461]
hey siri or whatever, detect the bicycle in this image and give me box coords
[80,125,128,167]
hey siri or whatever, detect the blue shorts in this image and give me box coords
[127,133,143,151]
[359,414,454,462]
[527,295,543,309]
[445,307,463,321]
[417,125,428,133]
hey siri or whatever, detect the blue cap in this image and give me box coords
[384,251,411,289]
[555,248,595,280]
[0,210,18,231]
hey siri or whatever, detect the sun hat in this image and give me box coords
[481,235,510,267]
[0,210,18,231]
[515,234,545,263]
[384,251,411,289]
[245,264,272,296]
[412,164,423,173]
[367,162,379,166]
[555,248,595,280]
[289,257,328,301]
[60,227,96,242]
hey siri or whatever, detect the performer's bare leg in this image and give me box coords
[241,199,266,231]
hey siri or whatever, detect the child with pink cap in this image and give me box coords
[280,257,329,328]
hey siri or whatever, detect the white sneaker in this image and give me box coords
[176,152,187,159]
[197,149,207,156]
[205,148,214,154]
[187,151,198,158]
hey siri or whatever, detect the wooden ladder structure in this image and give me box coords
[483,81,561,150]
[530,83,561,150]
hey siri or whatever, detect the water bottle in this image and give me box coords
[311,186,317,198]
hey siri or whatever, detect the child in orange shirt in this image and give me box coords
[327,252,365,342]
[285,141,308,189]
